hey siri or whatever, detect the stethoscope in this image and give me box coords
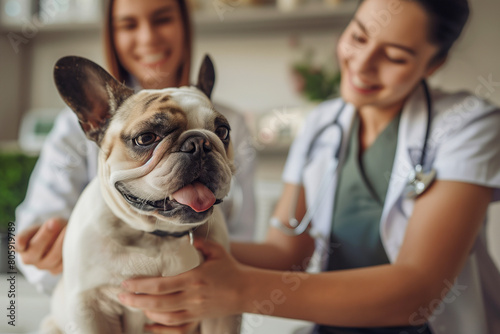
[272,80,437,237]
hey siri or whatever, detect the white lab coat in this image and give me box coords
[15,101,256,294]
[283,85,500,334]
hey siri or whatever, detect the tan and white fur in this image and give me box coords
[41,55,241,334]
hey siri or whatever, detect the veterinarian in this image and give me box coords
[15,0,256,297]
[118,0,500,333]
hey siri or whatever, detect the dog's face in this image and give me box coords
[53,56,234,231]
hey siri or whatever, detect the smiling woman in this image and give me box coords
[337,0,469,151]
[108,0,189,89]
[337,0,442,150]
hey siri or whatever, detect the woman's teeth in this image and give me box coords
[352,75,376,90]
[142,53,165,64]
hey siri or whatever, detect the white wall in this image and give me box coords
[28,30,105,110]
[0,35,25,140]
[192,31,339,113]
[430,0,500,106]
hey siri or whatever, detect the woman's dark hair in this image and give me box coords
[415,0,470,63]
[358,0,470,63]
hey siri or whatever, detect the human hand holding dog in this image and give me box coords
[16,218,67,275]
[119,238,248,329]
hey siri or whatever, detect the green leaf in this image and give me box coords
[0,153,38,231]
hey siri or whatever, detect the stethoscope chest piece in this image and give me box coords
[405,164,437,199]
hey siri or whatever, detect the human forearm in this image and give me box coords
[238,182,492,327]
[240,263,435,327]
[230,242,297,270]
[231,217,315,271]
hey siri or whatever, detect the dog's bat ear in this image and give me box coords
[53,56,134,144]
[196,54,215,99]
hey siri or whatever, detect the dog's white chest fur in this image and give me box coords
[102,231,201,280]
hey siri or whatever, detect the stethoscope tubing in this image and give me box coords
[273,103,347,236]
[274,80,434,237]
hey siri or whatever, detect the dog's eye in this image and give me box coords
[215,126,230,141]
[134,133,159,146]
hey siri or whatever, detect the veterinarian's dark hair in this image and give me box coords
[103,0,192,87]
[358,0,470,63]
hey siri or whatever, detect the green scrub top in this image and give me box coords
[318,113,433,334]
[327,113,400,271]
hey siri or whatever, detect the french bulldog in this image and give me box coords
[41,55,241,334]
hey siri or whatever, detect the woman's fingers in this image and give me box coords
[119,238,245,322]
[30,218,66,255]
[119,292,202,328]
[122,239,230,296]
[192,238,226,260]
[15,224,41,252]
[122,275,188,295]
[122,239,226,294]
[49,260,63,275]
[118,292,188,312]
[40,225,67,274]
[17,218,67,266]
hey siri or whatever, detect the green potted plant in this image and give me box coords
[0,152,38,273]
[291,48,341,102]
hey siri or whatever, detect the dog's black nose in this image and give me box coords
[180,135,212,158]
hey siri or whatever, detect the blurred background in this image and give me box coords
[0,0,499,332]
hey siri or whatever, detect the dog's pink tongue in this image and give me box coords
[172,182,216,212]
